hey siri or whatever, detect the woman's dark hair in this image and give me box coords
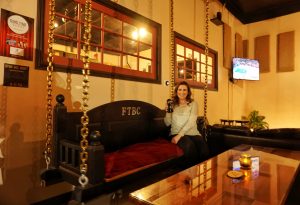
[172,81,193,105]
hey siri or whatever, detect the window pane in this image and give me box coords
[55,0,78,19]
[201,63,207,72]
[139,43,152,58]
[139,58,151,72]
[196,62,200,72]
[54,37,78,59]
[201,73,206,83]
[186,48,192,59]
[91,27,101,45]
[54,17,77,39]
[91,10,101,26]
[208,75,212,84]
[201,54,212,65]
[81,25,101,45]
[90,46,102,63]
[103,50,121,67]
[208,65,212,75]
[81,8,101,26]
[177,66,185,79]
[186,69,193,80]
[176,55,184,63]
[123,38,137,55]
[104,32,121,51]
[186,59,193,70]
[103,15,122,34]
[196,72,201,82]
[123,55,137,70]
[194,51,200,61]
[208,56,212,66]
[200,53,206,62]
[123,23,137,39]
[176,44,184,56]
[139,28,152,45]
[80,45,101,63]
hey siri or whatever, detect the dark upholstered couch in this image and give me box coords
[207,125,300,156]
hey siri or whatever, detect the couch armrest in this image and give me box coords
[87,144,105,184]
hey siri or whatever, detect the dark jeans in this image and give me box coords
[172,134,209,167]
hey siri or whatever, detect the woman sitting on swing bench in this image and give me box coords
[164,81,209,167]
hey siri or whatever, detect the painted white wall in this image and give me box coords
[244,13,300,128]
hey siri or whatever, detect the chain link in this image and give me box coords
[203,0,209,141]
[202,161,207,203]
[203,0,210,202]
[44,0,55,170]
[169,0,175,98]
[79,0,92,187]
[111,78,115,102]
[110,0,117,102]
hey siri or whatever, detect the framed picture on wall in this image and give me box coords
[0,9,34,61]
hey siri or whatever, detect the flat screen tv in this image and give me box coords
[232,58,259,81]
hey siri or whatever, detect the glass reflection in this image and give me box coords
[139,43,152,58]
[103,15,122,34]
[104,33,121,51]
[123,39,137,55]
[123,55,137,70]
[103,50,121,67]
[139,58,151,72]
[54,38,77,59]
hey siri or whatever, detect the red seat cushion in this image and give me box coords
[104,138,183,180]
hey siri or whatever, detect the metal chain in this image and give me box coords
[44,0,55,170]
[79,0,92,187]
[169,0,175,98]
[66,71,72,91]
[111,78,115,102]
[202,162,207,203]
[203,0,209,203]
[203,0,209,141]
[110,0,117,102]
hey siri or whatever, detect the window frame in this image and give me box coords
[174,32,218,90]
[36,0,162,83]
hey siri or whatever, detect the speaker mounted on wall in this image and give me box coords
[211,12,224,26]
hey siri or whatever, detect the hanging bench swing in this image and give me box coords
[40,0,210,203]
[40,0,96,201]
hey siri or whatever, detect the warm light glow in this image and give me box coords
[132,30,138,40]
[136,193,144,200]
[139,28,147,38]
[179,69,184,74]
[239,153,252,168]
[132,27,147,40]
[54,22,58,28]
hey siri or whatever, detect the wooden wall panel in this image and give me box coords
[243,40,248,58]
[223,23,232,69]
[277,31,294,72]
[235,33,243,58]
[255,35,270,73]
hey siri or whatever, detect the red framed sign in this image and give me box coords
[0,9,34,61]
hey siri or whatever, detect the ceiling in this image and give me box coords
[219,0,300,24]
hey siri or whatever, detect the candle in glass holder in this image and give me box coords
[239,153,252,168]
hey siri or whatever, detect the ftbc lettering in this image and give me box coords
[121,107,141,116]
